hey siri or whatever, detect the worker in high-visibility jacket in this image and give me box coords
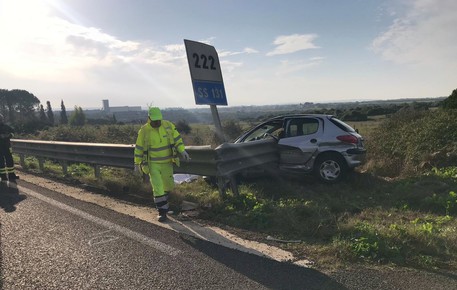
[134,107,190,222]
[0,113,18,182]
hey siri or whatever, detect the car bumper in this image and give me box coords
[344,148,366,168]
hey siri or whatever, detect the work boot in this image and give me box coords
[8,173,18,180]
[157,209,168,222]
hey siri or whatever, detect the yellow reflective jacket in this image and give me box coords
[134,120,185,167]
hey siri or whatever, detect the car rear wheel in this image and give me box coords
[314,153,347,184]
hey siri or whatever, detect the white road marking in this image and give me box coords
[88,230,120,246]
[18,185,182,257]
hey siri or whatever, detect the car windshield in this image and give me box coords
[329,117,356,133]
[243,120,283,142]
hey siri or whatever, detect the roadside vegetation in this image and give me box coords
[7,89,457,271]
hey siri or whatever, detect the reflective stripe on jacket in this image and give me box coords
[134,120,185,165]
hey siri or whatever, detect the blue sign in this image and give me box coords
[193,80,228,105]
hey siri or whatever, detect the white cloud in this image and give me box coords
[243,47,259,54]
[219,47,259,57]
[221,60,243,74]
[164,44,185,53]
[267,34,319,56]
[372,0,457,68]
[275,57,325,76]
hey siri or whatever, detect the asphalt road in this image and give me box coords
[1,181,347,290]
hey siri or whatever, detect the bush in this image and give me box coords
[441,88,457,109]
[341,110,368,121]
[14,120,48,134]
[69,107,86,126]
[366,108,457,177]
[176,119,192,134]
[222,119,244,141]
[30,124,140,144]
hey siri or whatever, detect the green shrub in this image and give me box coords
[422,191,457,216]
[222,119,244,141]
[68,163,93,177]
[30,124,140,144]
[441,88,457,109]
[176,120,192,134]
[366,108,457,177]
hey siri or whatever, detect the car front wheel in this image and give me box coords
[314,153,347,184]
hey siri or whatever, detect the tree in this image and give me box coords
[69,106,86,126]
[0,89,8,119]
[60,100,68,125]
[442,89,457,109]
[39,104,47,123]
[9,89,40,120]
[222,120,243,140]
[46,101,54,125]
[0,89,40,123]
[176,119,191,134]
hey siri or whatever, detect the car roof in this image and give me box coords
[267,114,334,121]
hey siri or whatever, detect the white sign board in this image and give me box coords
[184,39,228,106]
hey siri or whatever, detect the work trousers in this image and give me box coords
[148,162,174,213]
[0,145,15,179]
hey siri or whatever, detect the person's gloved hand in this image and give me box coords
[181,150,191,161]
[134,164,141,174]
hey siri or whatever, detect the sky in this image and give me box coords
[0,0,456,110]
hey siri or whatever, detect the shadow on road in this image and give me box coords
[0,181,27,212]
[180,234,347,290]
[166,215,285,259]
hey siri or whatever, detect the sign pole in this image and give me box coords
[210,105,225,143]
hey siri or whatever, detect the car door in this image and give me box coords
[278,117,321,165]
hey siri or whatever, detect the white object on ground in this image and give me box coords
[174,174,198,184]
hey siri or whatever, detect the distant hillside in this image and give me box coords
[160,96,446,124]
[77,96,446,125]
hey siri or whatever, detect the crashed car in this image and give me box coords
[233,114,366,183]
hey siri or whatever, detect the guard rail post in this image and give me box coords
[60,161,68,175]
[38,158,44,171]
[214,139,279,197]
[19,154,25,168]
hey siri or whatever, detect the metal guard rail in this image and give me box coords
[11,138,279,196]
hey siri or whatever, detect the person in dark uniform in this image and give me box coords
[0,113,18,182]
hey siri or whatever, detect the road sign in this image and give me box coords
[184,39,228,106]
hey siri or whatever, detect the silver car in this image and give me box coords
[233,114,366,183]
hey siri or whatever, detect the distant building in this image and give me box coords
[82,99,146,122]
[102,99,141,113]
[102,99,110,113]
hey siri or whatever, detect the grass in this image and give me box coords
[198,172,457,271]
[349,115,387,136]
